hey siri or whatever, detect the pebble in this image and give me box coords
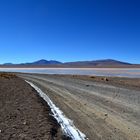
[102,77,109,81]
[23,121,27,125]
[105,113,108,117]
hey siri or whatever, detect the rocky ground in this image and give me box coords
[0,73,67,140]
[18,73,140,140]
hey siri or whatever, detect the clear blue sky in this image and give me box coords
[0,0,140,64]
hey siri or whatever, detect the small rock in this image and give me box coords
[105,113,108,117]
[123,110,125,113]
[90,76,95,78]
[0,130,2,133]
[19,133,27,138]
[102,77,109,81]
[23,121,27,125]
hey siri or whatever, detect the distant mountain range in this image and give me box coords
[0,59,140,68]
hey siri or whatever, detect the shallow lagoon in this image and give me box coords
[0,68,140,78]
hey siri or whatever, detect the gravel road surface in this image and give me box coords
[19,74,140,140]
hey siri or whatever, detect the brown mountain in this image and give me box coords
[1,59,140,68]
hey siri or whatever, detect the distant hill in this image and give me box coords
[3,63,13,65]
[1,59,140,68]
[65,59,132,66]
[21,59,62,65]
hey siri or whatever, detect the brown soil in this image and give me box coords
[0,73,68,140]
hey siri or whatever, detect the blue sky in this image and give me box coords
[0,0,140,64]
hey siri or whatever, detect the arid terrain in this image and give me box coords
[0,73,67,140]
[0,73,140,140]
[18,73,140,140]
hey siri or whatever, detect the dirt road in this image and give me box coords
[19,74,140,140]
